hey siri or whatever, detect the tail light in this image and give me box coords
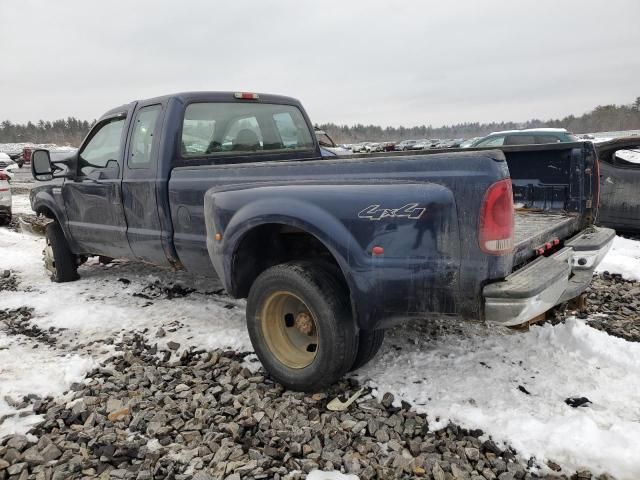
[478,178,514,255]
[23,148,32,161]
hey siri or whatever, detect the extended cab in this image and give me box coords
[30,92,614,391]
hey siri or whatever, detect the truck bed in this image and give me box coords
[513,210,579,265]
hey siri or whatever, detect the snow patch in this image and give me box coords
[595,236,640,281]
[307,471,359,480]
[10,194,33,215]
[0,225,250,438]
[356,319,640,480]
[0,332,95,438]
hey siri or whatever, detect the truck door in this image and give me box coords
[62,114,133,258]
[121,103,171,265]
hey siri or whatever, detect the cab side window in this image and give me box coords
[79,118,125,176]
[129,105,161,168]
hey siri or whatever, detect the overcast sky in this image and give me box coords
[1,0,639,127]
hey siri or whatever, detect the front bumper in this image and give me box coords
[483,226,615,326]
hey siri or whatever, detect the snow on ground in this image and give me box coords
[0,219,251,438]
[1,195,640,478]
[596,235,640,281]
[9,192,32,215]
[307,471,359,480]
[356,319,640,479]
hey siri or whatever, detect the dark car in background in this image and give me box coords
[471,128,579,147]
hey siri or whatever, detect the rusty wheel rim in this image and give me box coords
[260,291,319,369]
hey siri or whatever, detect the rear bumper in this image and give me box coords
[483,226,615,326]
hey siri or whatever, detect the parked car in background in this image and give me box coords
[351,142,368,153]
[0,153,20,180]
[439,139,465,148]
[460,137,481,148]
[471,128,579,147]
[20,147,34,166]
[315,129,352,157]
[395,140,417,151]
[411,139,431,150]
[595,137,640,233]
[380,141,395,152]
[0,152,16,169]
[364,142,382,153]
[0,171,11,225]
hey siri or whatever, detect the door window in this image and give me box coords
[129,105,161,168]
[79,118,125,176]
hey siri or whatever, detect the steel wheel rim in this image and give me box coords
[260,291,319,369]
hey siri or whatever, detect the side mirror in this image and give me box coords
[31,149,53,181]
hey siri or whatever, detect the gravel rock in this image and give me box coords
[555,272,640,343]
[0,329,606,479]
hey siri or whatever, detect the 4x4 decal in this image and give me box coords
[358,203,426,221]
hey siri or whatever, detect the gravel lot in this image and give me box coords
[0,178,638,480]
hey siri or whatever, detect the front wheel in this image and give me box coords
[44,222,79,282]
[246,262,357,392]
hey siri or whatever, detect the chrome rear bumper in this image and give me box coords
[483,226,615,326]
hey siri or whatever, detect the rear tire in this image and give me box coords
[0,214,10,226]
[44,222,79,282]
[350,328,385,371]
[246,261,357,392]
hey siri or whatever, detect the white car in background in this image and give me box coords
[0,169,11,225]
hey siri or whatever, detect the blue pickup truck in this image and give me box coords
[30,92,614,391]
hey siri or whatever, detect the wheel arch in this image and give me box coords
[228,221,359,322]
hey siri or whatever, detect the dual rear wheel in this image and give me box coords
[246,261,384,391]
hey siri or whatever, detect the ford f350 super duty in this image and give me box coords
[30,91,614,391]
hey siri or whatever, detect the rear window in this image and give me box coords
[181,102,315,158]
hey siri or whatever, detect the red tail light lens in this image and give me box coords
[478,178,514,255]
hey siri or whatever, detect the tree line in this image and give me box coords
[1,98,639,146]
[319,97,640,144]
[0,118,94,146]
